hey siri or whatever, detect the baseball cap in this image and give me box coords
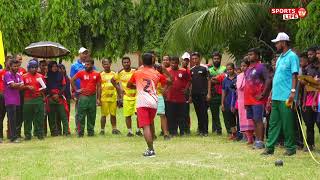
[271,32,290,43]
[181,52,190,59]
[78,47,88,54]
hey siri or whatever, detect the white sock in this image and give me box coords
[128,129,133,133]
[136,129,141,133]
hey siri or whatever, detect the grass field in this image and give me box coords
[0,103,320,179]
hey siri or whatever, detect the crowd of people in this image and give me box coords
[0,32,319,157]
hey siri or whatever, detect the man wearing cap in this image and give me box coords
[181,52,192,134]
[262,32,299,156]
[70,47,89,133]
[208,52,226,135]
[22,59,46,140]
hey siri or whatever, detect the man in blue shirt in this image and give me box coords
[262,32,299,156]
[70,47,89,134]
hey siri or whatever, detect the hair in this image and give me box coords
[146,50,155,55]
[122,56,131,63]
[142,53,153,66]
[315,46,320,51]
[5,55,13,63]
[170,56,179,62]
[102,58,112,64]
[85,58,94,65]
[212,51,222,59]
[58,64,66,70]
[248,48,261,57]
[241,59,250,66]
[191,52,200,58]
[9,59,19,66]
[39,60,47,65]
[226,63,235,69]
[299,52,308,60]
[307,46,317,52]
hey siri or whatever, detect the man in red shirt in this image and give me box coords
[71,59,101,137]
[22,59,47,140]
[166,57,191,136]
[0,59,10,143]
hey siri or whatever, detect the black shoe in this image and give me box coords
[304,145,314,152]
[11,139,21,143]
[153,135,157,140]
[112,129,121,135]
[283,150,296,156]
[99,131,105,135]
[143,149,156,157]
[88,133,94,137]
[159,131,164,136]
[185,129,191,135]
[216,131,222,136]
[261,149,274,155]
[37,136,44,140]
[127,132,134,137]
[24,137,31,141]
[64,133,71,137]
[136,131,143,137]
[164,135,171,141]
[78,134,84,138]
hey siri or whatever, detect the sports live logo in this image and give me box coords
[271,8,307,20]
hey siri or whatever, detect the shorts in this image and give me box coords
[137,107,157,128]
[101,101,117,116]
[246,105,264,122]
[157,96,165,115]
[123,100,136,117]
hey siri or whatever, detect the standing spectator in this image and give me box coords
[99,59,120,135]
[38,60,49,136]
[71,59,101,137]
[237,60,255,144]
[46,61,70,136]
[162,55,170,68]
[221,63,237,139]
[262,32,299,156]
[190,52,211,136]
[0,60,9,143]
[208,52,226,135]
[111,57,142,136]
[70,47,90,134]
[181,52,191,134]
[166,57,190,136]
[154,64,171,140]
[22,59,46,140]
[127,53,168,157]
[15,54,26,138]
[4,59,23,143]
[57,64,71,134]
[245,48,272,149]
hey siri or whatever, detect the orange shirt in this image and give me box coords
[23,73,45,99]
[129,66,166,109]
[74,70,101,96]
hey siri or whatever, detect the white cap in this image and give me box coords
[181,52,190,60]
[78,47,88,54]
[271,32,290,43]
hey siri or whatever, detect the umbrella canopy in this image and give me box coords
[24,41,70,58]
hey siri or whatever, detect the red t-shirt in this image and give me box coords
[18,67,27,76]
[166,68,191,103]
[0,69,6,93]
[23,73,45,99]
[74,70,101,96]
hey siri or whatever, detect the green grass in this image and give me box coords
[0,104,320,179]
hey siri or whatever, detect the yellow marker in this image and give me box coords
[0,31,5,68]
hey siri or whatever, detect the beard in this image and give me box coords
[85,67,93,72]
[213,62,221,68]
[276,47,284,54]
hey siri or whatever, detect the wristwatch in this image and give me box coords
[291,89,296,93]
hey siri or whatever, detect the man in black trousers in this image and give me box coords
[189,52,211,136]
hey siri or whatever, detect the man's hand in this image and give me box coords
[27,86,35,91]
[221,104,225,112]
[96,99,101,106]
[231,107,236,113]
[302,104,306,112]
[287,92,295,107]
[188,96,192,103]
[206,94,211,102]
[52,94,59,101]
[255,94,264,101]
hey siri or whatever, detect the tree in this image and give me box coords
[0,0,41,54]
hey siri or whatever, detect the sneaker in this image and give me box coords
[185,129,191,135]
[136,131,143,137]
[11,139,21,143]
[216,131,222,136]
[99,131,105,135]
[127,132,134,137]
[261,149,274,155]
[0,138,3,143]
[112,129,121,135]
[283,150,296,156]
[143,149,156,157]
[164,135,171,141]
[253,141,265,149]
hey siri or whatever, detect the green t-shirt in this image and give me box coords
[208,65,226,102]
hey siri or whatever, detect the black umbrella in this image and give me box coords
[24,41,70,58]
